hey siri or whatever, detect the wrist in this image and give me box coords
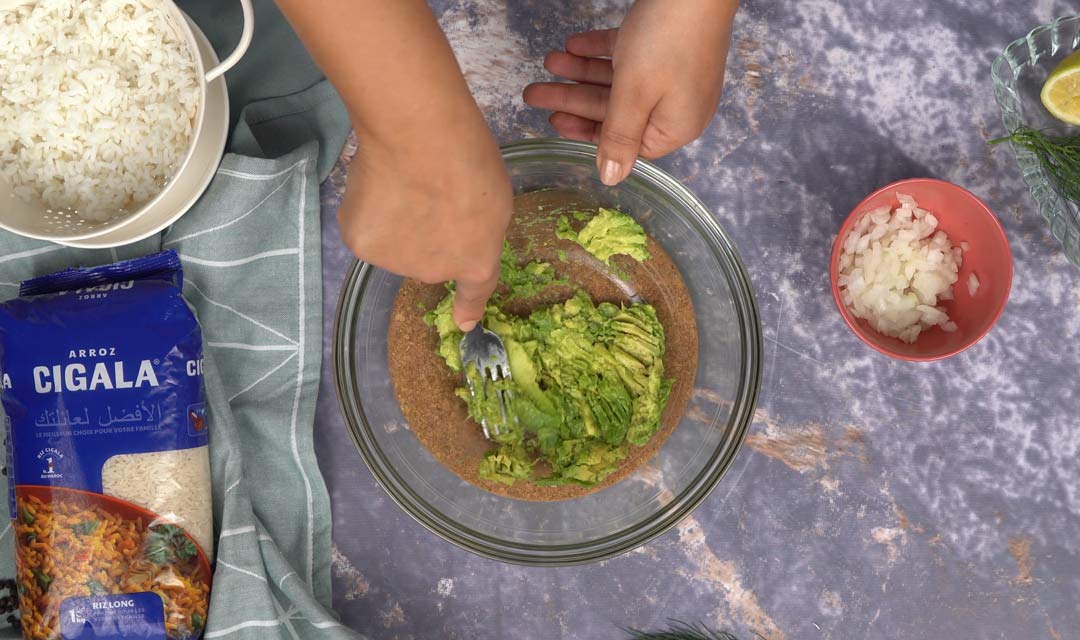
[352,90,489,154]
[643,0,737,25]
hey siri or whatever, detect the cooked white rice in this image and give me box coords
[0,0,199,221]
[102,447,215,557]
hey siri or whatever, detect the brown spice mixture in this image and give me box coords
[387,190,699,501]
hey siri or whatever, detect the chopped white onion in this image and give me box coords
[838,193,962,343]
[968,273,980,297]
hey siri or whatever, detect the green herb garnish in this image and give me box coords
[21,508,34,525]
[191,613,204,630]
[31,569,52,592]
[623,620,742,640]
[23,532,36,544]
[71,520,99,536]
[86,580,108,596]
[145,524,198,565]
[991,125,1080,205]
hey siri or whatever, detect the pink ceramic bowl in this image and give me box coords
[830,179,1013,361]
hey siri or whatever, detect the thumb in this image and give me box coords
[596,82,653,186]
[452,271,499,332]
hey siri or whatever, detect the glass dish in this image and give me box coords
[333,139,761,565]
[992,14,1080,268]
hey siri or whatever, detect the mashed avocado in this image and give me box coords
[424,210,672,487]
[557,207,651,265]
[496,242,565,301]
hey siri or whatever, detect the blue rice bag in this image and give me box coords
[0,250,212,640]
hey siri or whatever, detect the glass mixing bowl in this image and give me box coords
[333,138,761,565]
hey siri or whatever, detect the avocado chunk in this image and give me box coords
[557,208,651,265]
[424,210,672,487]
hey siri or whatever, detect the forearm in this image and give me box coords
[716,0,740,22]
[657,0,738,25]
[275,0,482,146]
[710,0,739,43]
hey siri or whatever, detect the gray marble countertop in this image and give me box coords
[313,1,1080,638]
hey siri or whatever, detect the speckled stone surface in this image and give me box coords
[313,2,1080,638]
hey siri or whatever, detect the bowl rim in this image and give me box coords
[333,137,763,566]
[829,177,1014,362]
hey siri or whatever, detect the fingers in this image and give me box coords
[452,268,499,332]
[565,29,618,57]
[523,82,610,123]
[596,80,654,186]
[543,51,614,86]
[549,112,600,143]
[529,27,650,186]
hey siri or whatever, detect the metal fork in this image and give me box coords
[459,326,514,440]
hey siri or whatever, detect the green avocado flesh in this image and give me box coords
[557,207,651,265]
[423,208,673,487]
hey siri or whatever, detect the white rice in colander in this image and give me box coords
[0,0,200,221]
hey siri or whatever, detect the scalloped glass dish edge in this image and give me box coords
[991,13,1080,268]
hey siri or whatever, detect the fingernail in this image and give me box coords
[458,320,478,332]
[600,159,622,186]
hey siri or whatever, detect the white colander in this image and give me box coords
[0,0,254,248]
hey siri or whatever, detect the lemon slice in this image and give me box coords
[1042,50,1080,125]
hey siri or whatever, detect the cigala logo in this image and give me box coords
[37,448,63,478]
[32,360,160,394]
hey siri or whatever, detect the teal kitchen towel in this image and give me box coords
[0,0,360,635]
[0,144,362,640]
[178,0,352,182]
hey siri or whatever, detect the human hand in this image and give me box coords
[276,0,514,330]
[337,120,512,331]
[523,0,738,185]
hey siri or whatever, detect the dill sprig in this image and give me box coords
[622,619,746,640]
[990,125,1080,205]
